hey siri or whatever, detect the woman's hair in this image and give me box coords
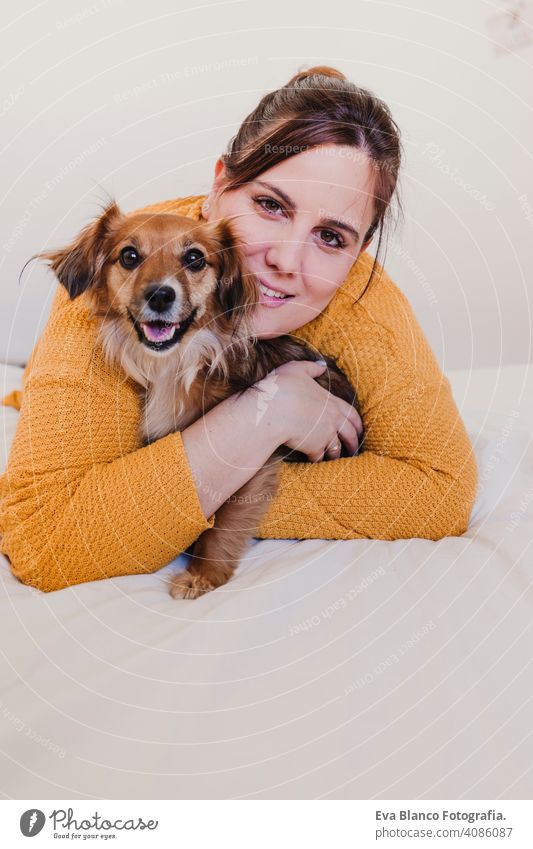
[218,65,403,299]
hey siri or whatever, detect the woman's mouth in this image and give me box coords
[258,280,295,308]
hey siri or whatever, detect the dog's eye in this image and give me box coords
[119,246,141,269]
[182,248,206,271]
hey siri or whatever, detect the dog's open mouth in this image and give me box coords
[128,309,198,351]
[142,321,178,344]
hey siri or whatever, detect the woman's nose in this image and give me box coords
[265,234,304,275]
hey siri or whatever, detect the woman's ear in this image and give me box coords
[361,220,378,253]
[202,160,227,220]
[210,219,258,340]
[213,158,227,188]
[35,201,123,299]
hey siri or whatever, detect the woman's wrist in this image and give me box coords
[180,383,285,521]
[241,377,290,447]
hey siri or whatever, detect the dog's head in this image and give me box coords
[36,201,259,356]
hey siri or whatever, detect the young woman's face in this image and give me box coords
[202,143,377,339]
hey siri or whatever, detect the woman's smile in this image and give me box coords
[257,277,296,307]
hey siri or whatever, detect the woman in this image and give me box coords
[0,66,478,593]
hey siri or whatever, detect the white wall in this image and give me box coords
[1,0,531,370]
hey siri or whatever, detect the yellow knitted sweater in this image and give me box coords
[0,194,478,593]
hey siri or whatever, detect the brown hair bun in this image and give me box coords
[286,65,347,86]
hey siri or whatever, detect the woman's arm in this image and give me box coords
[255,373,478,540]
[0,367,288,593]
[255,267,479,541]
[181,358,363,520]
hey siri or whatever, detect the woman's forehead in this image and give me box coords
[249,145,376,229]
[259,144,373,183]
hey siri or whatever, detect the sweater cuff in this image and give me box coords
[169,429,217,534]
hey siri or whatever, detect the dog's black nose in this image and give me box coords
[144,284,176,313]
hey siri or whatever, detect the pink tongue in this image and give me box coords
[143,323,177,342]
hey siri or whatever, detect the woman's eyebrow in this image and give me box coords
[319,215,360,243]
[253,180,360,242]
[254,180,296,210]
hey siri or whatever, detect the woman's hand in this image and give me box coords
[256,360,363,462]
[181,358,362,522]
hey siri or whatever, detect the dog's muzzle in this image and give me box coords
[127,307,198,351]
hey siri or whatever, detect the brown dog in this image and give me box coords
[37,201,362,598]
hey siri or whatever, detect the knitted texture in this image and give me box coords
[0,194,478,592]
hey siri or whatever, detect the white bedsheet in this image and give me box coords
[0,361,532,799]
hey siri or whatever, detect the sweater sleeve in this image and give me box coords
[0,368,216,593]
[256,276,479,541]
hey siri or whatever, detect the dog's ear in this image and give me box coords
[208,219,259,338]
[35,201,123,299]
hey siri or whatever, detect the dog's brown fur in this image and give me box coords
[37,201,362,599]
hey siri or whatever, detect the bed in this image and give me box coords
[1,360,532,799]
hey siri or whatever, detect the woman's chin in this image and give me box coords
[252,322,280,340]
[251,311,290,339]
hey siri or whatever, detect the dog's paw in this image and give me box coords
[169,571,217,600]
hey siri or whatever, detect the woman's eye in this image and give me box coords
[318,229,345,249]
[253,197,345,249]
[182,248,206,271]
[119,246,141,269]
[253,196,284,215]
